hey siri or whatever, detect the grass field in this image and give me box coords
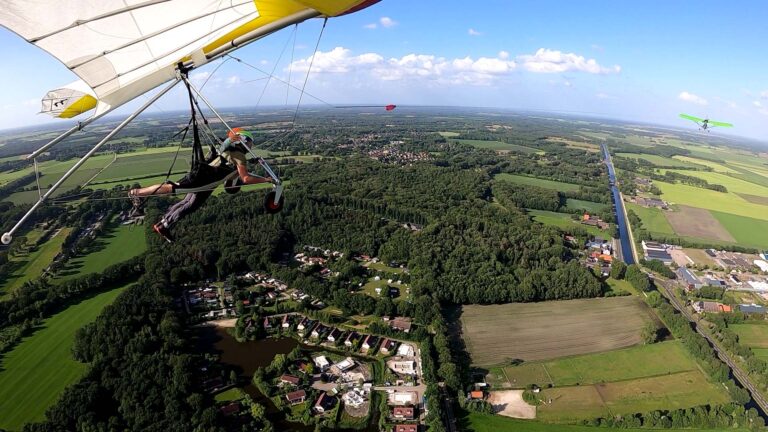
[710,211,768,249]
[0,285,127,431]
[625,203,674,235]
[498,341,694,389]
[438,131,460,137]
[666,169,768,197]
[731,324,768,349]
[495,173,582,192]
[536,371,729,422]
[360,277,407,301]
[464,412,747,432]
[454,139,540,154]
[0,227,72,297]
[528,210,606,238]
[673,156,738,173]
[54,223,147,282]
[605,277,638,296]
[654,179,768,221]
[616,153,700,168]
[462,297,654,365]
[564,199,607,213]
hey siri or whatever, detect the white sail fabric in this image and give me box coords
[1,0,258,115]
[0,0,378,118]
[40,81,97,118]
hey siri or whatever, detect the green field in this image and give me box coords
[564,198,607,213]
[495,173,582,192]
[361,277,407,301]
[710,211,768,249]
[454,139,540,154]
[606,277,638,296]
[673,156,738,173]
[665,169,768,197]
[616,153,700,168]
[625,202,675,235]
[0,285,127,431]
[528,210,606,237]
[0,227,72,297]
[464,413,747,432]
[731,324,768,349]
[499,341,696,389]
[54,223,147,282]
[654,180,768,221]
[537,371,730,422]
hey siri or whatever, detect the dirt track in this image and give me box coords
[488,390,536,419]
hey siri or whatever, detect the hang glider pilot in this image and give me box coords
[129,129,272,242]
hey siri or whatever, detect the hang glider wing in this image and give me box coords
[679,113,704,123]
[708,120,734,128]
[0,0,380,118]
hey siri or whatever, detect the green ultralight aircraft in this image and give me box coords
[679,113,733,131]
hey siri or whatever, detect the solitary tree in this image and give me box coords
[642,322,657,345]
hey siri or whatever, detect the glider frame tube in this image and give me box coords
[185,78,283,187]
[2,78,180,245]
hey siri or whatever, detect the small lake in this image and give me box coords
[197,327,379,432]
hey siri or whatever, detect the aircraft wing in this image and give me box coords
[708,120,734,128]
[679,113,704,123]
[0,0,380,118]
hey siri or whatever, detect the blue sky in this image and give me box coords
[1,0,767,141]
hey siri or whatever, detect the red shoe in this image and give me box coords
[153,223,173,243]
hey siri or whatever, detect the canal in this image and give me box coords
[601,143,635,265]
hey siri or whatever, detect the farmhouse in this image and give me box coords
[392,406,415,420]
[362,335,380,352]
[678,267,703,290]
[635,196,668,209]
[314,392,337,414]
[327,328,343,342]
[380,338,398,355]
[582,213,609,230]
[739,304,767,315]
[692,301,731,313]
[345,331,362,347]
[286,390,307,405]
[280,374,300,386]
[390,317,412,332]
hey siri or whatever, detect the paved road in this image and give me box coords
[653,275,768,415]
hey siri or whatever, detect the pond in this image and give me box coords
[197,326,379,432]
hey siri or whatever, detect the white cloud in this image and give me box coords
[226,75,241,86]
[468,28,482,36]
[379,17,397,28]
[517,48,621,74]
[190,71,211,82]
[761,90,768,99]
[288,47,516,86]
[678,91,708,106]
[287,47,620,87]
[754,100,763,108]
[364,23,377,29]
